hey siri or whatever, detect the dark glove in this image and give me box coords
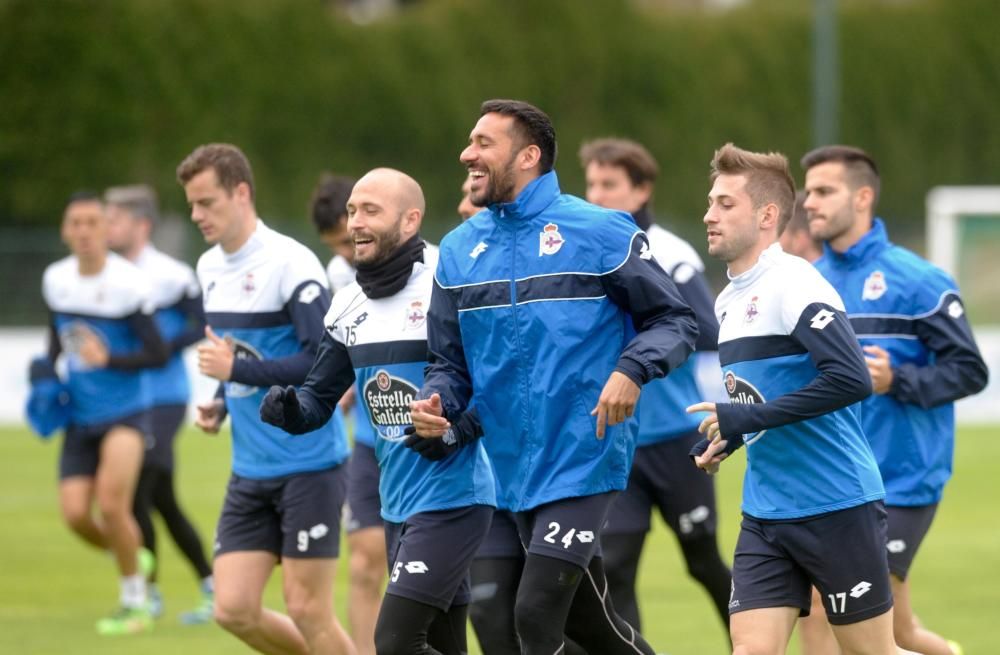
[403,426,457,461]
[688,433,744,462]
[260,385,306,432]
[29,356,59,383]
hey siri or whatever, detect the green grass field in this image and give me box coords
[1,424,998,654]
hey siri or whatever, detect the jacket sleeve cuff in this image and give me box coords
[614,357,649,387]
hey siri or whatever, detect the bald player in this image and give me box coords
[261,169,496,655]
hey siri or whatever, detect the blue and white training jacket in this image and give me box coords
[43,253,161,426]
[422,171,698,512]
[197,220,348,479]
[134,244,204,408]
[290,250,497,523]
[815,220,988,506]
[637,223,720,446]
[712,243,884,521]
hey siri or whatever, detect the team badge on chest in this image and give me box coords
[862,270,887,301]
[539,223,564,256]
[744,296,760,323]
[241,272,256,297]
[404,300,426,330]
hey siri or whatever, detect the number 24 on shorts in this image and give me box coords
[543,522,596,549]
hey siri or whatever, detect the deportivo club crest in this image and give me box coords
[862,270,887,301]
[241,272,256,296]
[744,296,760,323]
[405,300,426,330]
[723,370,767,445]
[376,370,392,392]
[539,223,564,256]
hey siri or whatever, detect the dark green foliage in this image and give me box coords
[1,0,997,247]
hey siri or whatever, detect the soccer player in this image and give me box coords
[41,191,169,635]
[779,190,823,262]
[801,145,987,655]
[411,99,698,655]
[260,168,496,655]
[688,143,897,655]
[580,137,732,637]
[310,172,385,655]
[104,184,215,623]
[177,143,354,655]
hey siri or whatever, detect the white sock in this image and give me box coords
[120,574,147,609]
[200,575,214,595]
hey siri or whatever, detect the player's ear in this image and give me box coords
[759,202,780,230]
[854,185,875,214]
[519,144,542,172]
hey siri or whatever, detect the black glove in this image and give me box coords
[260,385,306,432]
[29,357,59,383]
[688,432,744,462]
[403,426,457,461]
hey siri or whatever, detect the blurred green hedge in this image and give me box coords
[1,0,997,245]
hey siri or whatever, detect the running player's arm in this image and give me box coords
[601,230,698,386]
[278,331,357,434]
[714,303,872,439]
[888,291,988,408]
[46,315,61,363]
[669,263,719,352]
[230,279,331,387]
[105,310,170,369]
[167,287,207,353]
[421,275,474,419]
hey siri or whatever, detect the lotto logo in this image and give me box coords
[638,242,653,260]
[470,241,488,259]
[576,531,595,544]
[810,309,836,330]
[404,561,429,574]
[887,539,907,554]
[948,299,964,319]
[309,523,329,540]
[849,581,872,598]
[298,282,322,304]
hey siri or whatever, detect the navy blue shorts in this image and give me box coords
[215,464,347,559]
[59,412,148,480]
[513,491,616,568]
[731,501,893,626]
[886,503,938,580]
[474,510,523,560]
[142,404,187,471]
[603,432,719,540]
[344,443,382,533]
[384,504,493,611]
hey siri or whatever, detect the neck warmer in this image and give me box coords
[354,234,425,299]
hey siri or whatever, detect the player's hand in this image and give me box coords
[76,325,109,368]
[863,345,894,394]
[195,398,226,434]
[403,426,456,461]
[259,385,304,429]
[687,401,721,442]
[409,393,450,438]
[591,371,640,438]
[694,435,729,475]
[338,385,357,413]
[198,326,234,381]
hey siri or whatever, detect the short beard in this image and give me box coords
[356,215,403,266]
[474,153,519,206]
[709,229,756,264]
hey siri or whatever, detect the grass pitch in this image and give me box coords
[1,424,997,654]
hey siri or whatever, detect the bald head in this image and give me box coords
[347,168,425,265]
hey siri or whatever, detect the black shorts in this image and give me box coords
[474,510,524,560]
[344,443,383,533]
[59,412,148,480]
[731,501,892,626]
[215,465,347,559]
[513,491,616,568]
[142,404,187,471]
[886,503,938,580]
[603,432,719,540]
[384,504,493,611]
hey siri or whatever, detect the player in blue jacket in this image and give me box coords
[40,192,169,635]
[801,145,986,655]
[688,143,899,655]
[260,168,496,655]
[411,99,698,655]
[177,144,353,655]
[580,137,733,639]
[105,184,215,623]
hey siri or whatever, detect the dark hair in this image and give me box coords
[784,190,813,237]
[800,145,880,210]
[480,99,557,173]
[310,173,356,233]
[104,184,159,223]
[710,143,796,233]
[64,190,102,212]
[176,143,256,201]
[578,138,659,187]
